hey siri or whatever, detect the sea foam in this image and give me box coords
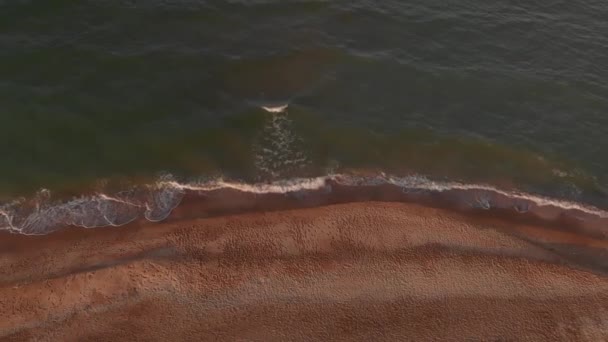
[1,172,607,235]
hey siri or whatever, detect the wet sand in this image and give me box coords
[1,201,607,341]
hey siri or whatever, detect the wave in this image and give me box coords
[1,172,607,236]
[260,103,289,113]
[0,179,185,235]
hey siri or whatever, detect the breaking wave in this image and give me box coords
[1,172,607,236]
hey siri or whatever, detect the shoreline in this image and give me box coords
[172,179,608,234]
[2,178,608,279]
[2,175,608,237]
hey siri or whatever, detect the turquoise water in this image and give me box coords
[1,1,608,233]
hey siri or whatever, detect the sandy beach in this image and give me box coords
[3,0,608,340]
[1,201,607,341]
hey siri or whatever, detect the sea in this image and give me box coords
[1,0,608,234]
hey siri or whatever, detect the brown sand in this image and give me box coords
[1,202,607,341]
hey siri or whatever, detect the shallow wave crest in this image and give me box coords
[1,172,607,235]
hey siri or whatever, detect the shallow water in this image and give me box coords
[1,1,607,233]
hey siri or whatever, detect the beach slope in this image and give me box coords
[1,202,607,341]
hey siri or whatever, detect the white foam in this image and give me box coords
[260,103,289,113]
[163,173,608,218]
[1,172,607,235]
[159,176,329,194]
[381,174,608,218]
[143,186,185,222]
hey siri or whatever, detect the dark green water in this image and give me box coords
[1,1,608,207]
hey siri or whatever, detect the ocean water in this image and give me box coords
[1,0,608,234]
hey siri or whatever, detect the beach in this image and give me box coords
[3,0,608,340]
[2,201,607,341]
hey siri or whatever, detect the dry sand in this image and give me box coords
[1,202,607,341]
